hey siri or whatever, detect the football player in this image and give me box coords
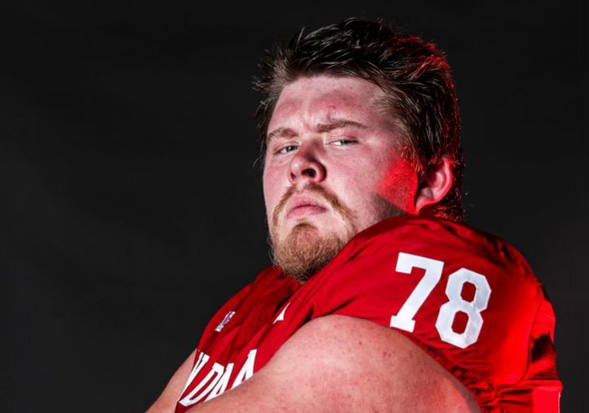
[147,18,561,413]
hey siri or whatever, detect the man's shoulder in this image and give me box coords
[346,215,535,278]
[354,215,509,249]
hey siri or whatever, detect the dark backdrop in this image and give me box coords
[2,1,587,412]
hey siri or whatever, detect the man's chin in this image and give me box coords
[289,221,320,238]
[271,223,349,283]
[281,222,331,254]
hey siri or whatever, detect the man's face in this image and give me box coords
[263,75,419,281]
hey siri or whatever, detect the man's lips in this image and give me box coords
[286,196,328,219]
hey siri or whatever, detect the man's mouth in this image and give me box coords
[286,196,328,220]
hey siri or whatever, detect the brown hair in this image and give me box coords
[254,18,464,222]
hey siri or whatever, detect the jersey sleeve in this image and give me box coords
[197,267,300,356]
[308,217,561,412]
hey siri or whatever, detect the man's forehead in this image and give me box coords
[267,76,387,137]
[274,76,384,108]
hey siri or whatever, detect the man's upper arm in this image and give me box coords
[146,349,196,413]
[170,219,559,411]
[188,315,480,413]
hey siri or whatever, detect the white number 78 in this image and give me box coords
[389,252,492,349]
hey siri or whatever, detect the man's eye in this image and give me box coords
[331,139,357,146]
[277,145,299,154]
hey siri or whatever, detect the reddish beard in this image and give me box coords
[269,184,357,283]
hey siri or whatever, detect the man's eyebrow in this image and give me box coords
[267,120,367,142]
[315,119,368,133]
[267,127,297,143]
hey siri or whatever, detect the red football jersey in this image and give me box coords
[175,216,561,412]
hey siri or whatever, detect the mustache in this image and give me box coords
[271,183,354,229]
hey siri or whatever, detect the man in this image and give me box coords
[147,18,561,412]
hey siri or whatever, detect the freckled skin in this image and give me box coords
[263,75,421,252]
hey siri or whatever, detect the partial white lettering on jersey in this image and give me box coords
[182,352,210,392]
[205,363,234,401]
[178,349,258,408]
[390,253,444,332]
[273,303,291,324]
[435,269,491,348]
[179,362,225,406]
[215,311,236,332]
[231,349,257,389]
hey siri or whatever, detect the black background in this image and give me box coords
[2,1,587,412]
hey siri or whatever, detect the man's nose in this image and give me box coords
[288,144,326,185]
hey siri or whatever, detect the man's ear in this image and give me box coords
[415,157,454,212]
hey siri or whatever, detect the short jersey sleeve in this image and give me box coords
[307,217,561,412]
